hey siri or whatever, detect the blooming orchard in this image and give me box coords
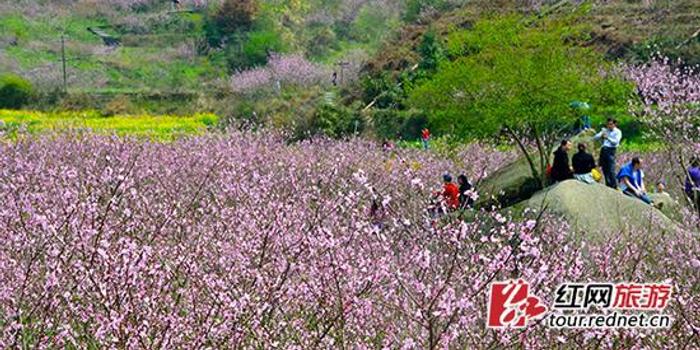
[627,57,700,142]
[627,57,700,186]
[0,133,697,348]
[230,54,331,94]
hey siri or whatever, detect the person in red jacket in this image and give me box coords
[421,128,431,149]
[441,174,460,210]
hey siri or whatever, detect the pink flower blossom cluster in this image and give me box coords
[230,54,331,94]
[626,57,700,216]
[0,133,697,348]
[626,57,700,149]
[3,0,211,21]
[85,0,208,11]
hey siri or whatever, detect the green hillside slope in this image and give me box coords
[364,0,700,77]
[0,0,409,109]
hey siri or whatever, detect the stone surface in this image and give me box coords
[511,180,680,242]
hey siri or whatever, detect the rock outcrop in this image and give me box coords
[512,180,680,241]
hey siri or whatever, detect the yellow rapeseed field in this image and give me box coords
[0,109,219,140]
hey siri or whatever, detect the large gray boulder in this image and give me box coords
[511,180,680,242]
[478,154,542,208]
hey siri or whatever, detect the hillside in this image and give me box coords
[0,0,409,112]
[364,0,700,76]
[5,1,695,94]
[0,1,214,94]
[1,0,698,136]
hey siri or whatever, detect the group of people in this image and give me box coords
[551,118,622,185]
[550,118,657,205]
[550,118,700,211]
[384,118,700,217]
[433,173,474,213]
[370,172,473,229]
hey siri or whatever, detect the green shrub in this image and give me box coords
[350,5,393,44]
[403,0,460,23]
[203,0,257,48]
[215,0,256,36]
[371,109,403,139]
[372,108,427,140]
[361,73,406,109]
[32,88,64,109]
[400,109,428,139]
[403,0,431,22]
[417,29,444,72]
[313,102,364,138]
[306,24,339,58]
[0,74,33,109]
[224,25,286,71]
[243,29,285,65]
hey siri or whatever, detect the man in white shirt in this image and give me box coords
[594,118,622,189]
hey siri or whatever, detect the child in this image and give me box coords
[656,181,666,194]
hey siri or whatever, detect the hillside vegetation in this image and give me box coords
[365,0,700,76]
[0,0,417,110]
[354,0,699,147]
[0,0,698,141]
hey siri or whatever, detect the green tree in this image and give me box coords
[361,73,406,110]
[223,20,286,71]
[372,109,427,140]
[214,0,257,35]
[313,102,364,138]
[417,29,443,72]
[410,15,632,188]
[0,74,33,109]
[242,29,285,66]
[306,23,338,58]
[205,0,257,47]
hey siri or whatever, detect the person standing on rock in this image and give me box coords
[551,140,574,183]
[572,143,597,184]
[594,118,622,188]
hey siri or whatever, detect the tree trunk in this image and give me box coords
[506,127,543,189]
[532,125,548,189]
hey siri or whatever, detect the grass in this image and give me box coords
[0,8,214,94]
[0,12,103,43]
[618,139,665,153]
[396,133,662,154]
[0,109,218,140]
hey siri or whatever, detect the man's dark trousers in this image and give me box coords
[599,146,617,188]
